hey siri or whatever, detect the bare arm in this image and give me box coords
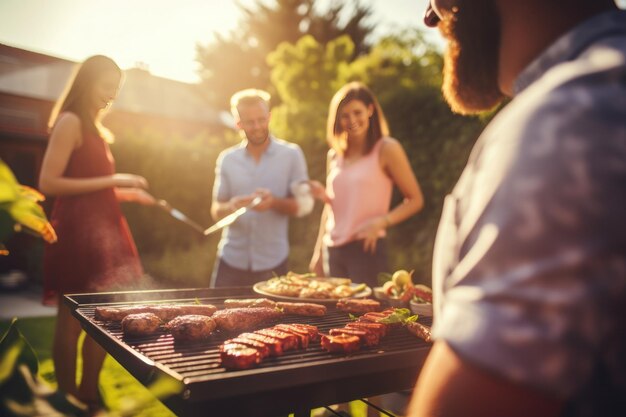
[39,113,148,196]
[407,341,563,417]
[381,137,424,226]
[114,188,156,205]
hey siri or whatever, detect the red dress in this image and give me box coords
[43,130,143,305]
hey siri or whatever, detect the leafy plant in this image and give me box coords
[0,159,56,255]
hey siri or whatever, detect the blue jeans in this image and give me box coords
[211,257,289,288]
[327,239,388,289]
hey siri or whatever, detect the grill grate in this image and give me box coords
[66,289,432,417]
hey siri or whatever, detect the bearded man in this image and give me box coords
[408,1,626,416]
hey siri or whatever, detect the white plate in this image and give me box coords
[373,286,409,307]
[410,300,433,317]
[253,279,372,305]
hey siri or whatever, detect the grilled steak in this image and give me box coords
[272,324,311,348]
[320,333,361,353]
[219,343,262,370]
[219,324,320,370]
[276,302,327,316]
[345,321,388,338]
[225,337,271,358]
[121,313,161,337]
[166,315,217,341]
[329,327,379,347]
[239,332,284,356]
[287,323,320,341]
[212,307,283,332]
[255,328,299,351]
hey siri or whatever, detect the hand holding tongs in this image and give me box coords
[157,199,205,234]
[203,196,262,236]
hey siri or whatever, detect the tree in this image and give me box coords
[196,0,375,109]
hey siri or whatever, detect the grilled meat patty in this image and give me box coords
[223,299,327,317]
[212,307,283,332]
[336,298,381,314]
[166,315,217,341]
[276,302,327,316]
[121,313,161,337]
[95,304,217,322]
[223,298,277,308]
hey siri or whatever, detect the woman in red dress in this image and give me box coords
[39,55,155,410]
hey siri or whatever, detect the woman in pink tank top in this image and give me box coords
[309,82,424,289]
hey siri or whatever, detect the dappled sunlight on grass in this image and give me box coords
[100,356,175,417]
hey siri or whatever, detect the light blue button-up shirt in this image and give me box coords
[432,10,626,416]
[212,136,309,271]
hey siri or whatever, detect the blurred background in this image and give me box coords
[4,0,621,290]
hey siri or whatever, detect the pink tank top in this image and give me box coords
[324,139,393,247]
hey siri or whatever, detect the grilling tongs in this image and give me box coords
[157,200,205,233]
[203,196,262,236]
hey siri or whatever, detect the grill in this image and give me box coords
[64,287,432,417]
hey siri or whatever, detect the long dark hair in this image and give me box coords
[48,55,121,142]
[326,82,389,155]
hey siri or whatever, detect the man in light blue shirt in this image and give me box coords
[210,89,312,287]
[409,1,626,417]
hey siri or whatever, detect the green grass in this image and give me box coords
[1,316,175,417]
[1,317,376,417]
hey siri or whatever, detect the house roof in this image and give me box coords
[0,43,218,124]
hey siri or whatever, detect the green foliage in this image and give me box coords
[196,0,375,108]
[0,159,56,251]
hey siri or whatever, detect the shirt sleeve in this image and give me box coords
[212,152,230,202]
[433,80,626,398]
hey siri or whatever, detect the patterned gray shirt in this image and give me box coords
[432,10,626,416]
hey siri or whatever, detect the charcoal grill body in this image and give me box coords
[65,287,431,417]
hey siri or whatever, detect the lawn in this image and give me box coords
[1,316,178,417]
[0,317,374,417]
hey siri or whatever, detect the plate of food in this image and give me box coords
[374,269,433,314]
[253,271,372,304]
